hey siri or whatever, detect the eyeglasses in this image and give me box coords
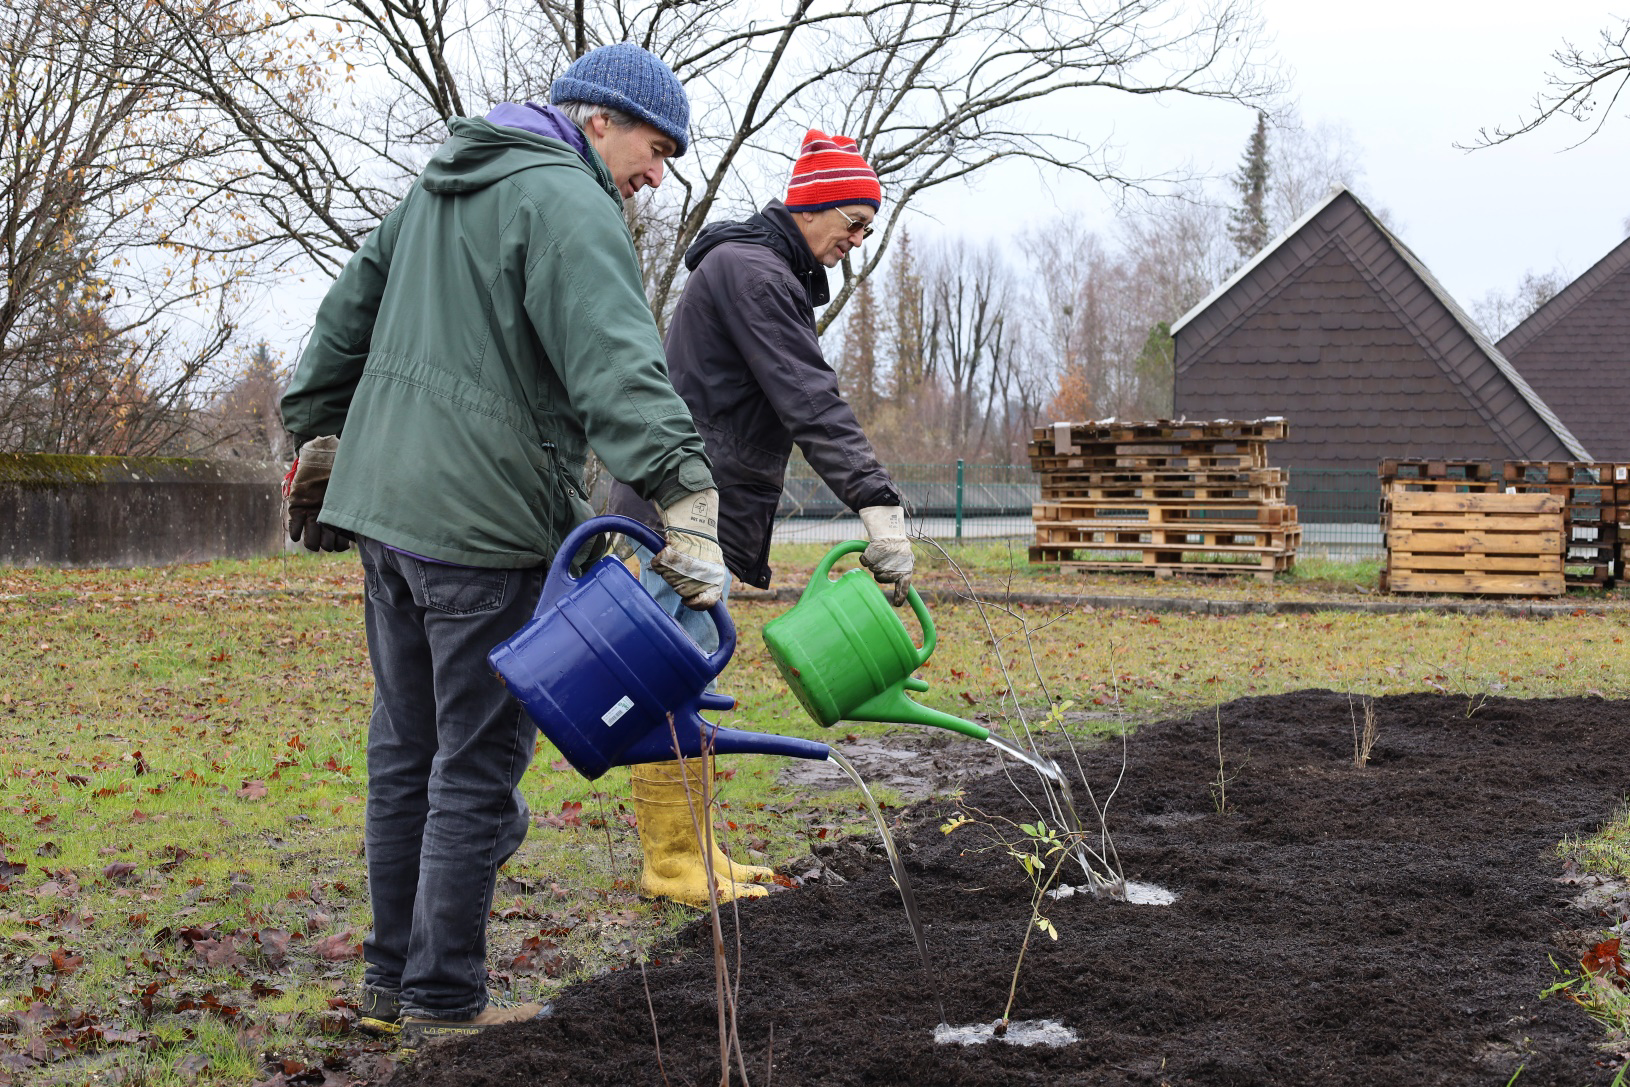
[832,206,875,239]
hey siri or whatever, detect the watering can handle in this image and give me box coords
[539,514,662,612]
[904,583,937,667]
[535,514,736,675]
[803,539,936,666]
[800,539,868,601]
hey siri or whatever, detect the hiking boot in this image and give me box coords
[357,989,401,1036]
[398,1002,551,1048]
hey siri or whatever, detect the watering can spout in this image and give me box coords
[852,683,990,741]
[618,714,831,766]
[762,540,989,741]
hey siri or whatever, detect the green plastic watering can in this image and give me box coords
[762,540,990,741]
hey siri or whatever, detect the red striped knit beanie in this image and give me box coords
[784,129,881,212]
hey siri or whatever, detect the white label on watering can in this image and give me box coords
[601,696,635,727]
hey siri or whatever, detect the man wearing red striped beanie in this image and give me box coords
[609,127,912,899]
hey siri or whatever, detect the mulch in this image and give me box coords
[387,691,1630,1086]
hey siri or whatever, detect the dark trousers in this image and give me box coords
[356,539,544,1019]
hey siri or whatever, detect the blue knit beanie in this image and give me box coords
[551,43,689,157]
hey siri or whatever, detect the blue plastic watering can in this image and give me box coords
[488,514,830,780]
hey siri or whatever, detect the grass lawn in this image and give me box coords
[2,544,1628,1084]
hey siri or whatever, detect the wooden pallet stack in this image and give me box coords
[1619,465,1630,580]
[1502,462,1622,588]
[1377,459,1502,513]
[1381,490,1564,596]
[1028,419,1300,583]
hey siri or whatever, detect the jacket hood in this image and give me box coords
[421,115,616,201]
[685,200,830,307]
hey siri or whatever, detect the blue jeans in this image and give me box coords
[631,543,729,671]
[357,539,544,1019]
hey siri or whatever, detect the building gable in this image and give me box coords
[1495,234,1630,460]
[1172,188,1589,467]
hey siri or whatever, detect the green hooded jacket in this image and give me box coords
[280,117,712,567]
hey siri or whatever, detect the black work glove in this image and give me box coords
[282,436,354,553]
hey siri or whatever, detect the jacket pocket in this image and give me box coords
[543,444,610,574]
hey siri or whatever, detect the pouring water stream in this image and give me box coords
[824,748,947,1026]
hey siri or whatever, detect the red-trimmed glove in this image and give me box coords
[283,436,353,553]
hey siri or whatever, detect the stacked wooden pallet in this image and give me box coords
[1502,462,1623,588]
[1619,465,1630,579]
[1377,459,1501,511]
[1029,419,1299,583]
[1382,490,1565,596]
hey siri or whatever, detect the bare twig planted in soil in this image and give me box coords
[639,960,673,1087]
[1210,706,1234,814]
[1349,693,1378,769]
[667,718,752,1087]
[1423,619,1495,718]
[916,536,1127,891]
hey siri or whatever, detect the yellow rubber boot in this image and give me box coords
[630,759,770,907]
[701,756,775,884]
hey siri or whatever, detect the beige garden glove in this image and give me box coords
[651,488,729,611]
[858,504,913,606]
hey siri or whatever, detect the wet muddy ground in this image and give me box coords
[390,691,1630,1086]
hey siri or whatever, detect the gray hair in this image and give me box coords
[557,101,640,132]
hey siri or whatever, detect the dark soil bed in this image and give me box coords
[394,691,1630,1086]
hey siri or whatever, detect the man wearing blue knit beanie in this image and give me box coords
[282,43,733,1048]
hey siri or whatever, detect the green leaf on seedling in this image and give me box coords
[1008,849,1041,876]
[1036,917,1058,940]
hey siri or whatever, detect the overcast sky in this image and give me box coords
[909,0,1630,313]
[260,2,1630,355]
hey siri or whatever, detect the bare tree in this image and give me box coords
[921,240,1012,456]
[146,0,1277,329]
[1267,109,1368,230]
[208,342,294,459]
[1464,18,1630,148]
[0,0,246,454]
[1471,268,1569,341]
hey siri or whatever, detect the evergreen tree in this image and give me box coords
[1133,321,1175,417]
[1227,112,1271,263]
[840,277,879,424]
[887,229,925,398]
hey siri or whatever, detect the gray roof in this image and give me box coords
[1172,186,1591,463]
[1495,233,1630,461]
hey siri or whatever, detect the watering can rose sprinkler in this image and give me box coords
[487,515,830,779]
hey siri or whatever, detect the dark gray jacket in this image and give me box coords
[609,201,899,588]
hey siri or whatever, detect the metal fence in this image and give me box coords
[1286,469,1383,561]
[770,460,1386,561]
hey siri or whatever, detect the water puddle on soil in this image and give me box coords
[825,749,945,1024]
[985,735,1121,896]
[934,1019,1080,1047]
[985,735,1179,906]
[1049,880,1178,905]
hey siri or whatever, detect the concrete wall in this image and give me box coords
[0,454,285,567]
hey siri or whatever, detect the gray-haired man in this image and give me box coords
[281,43,727,1046]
